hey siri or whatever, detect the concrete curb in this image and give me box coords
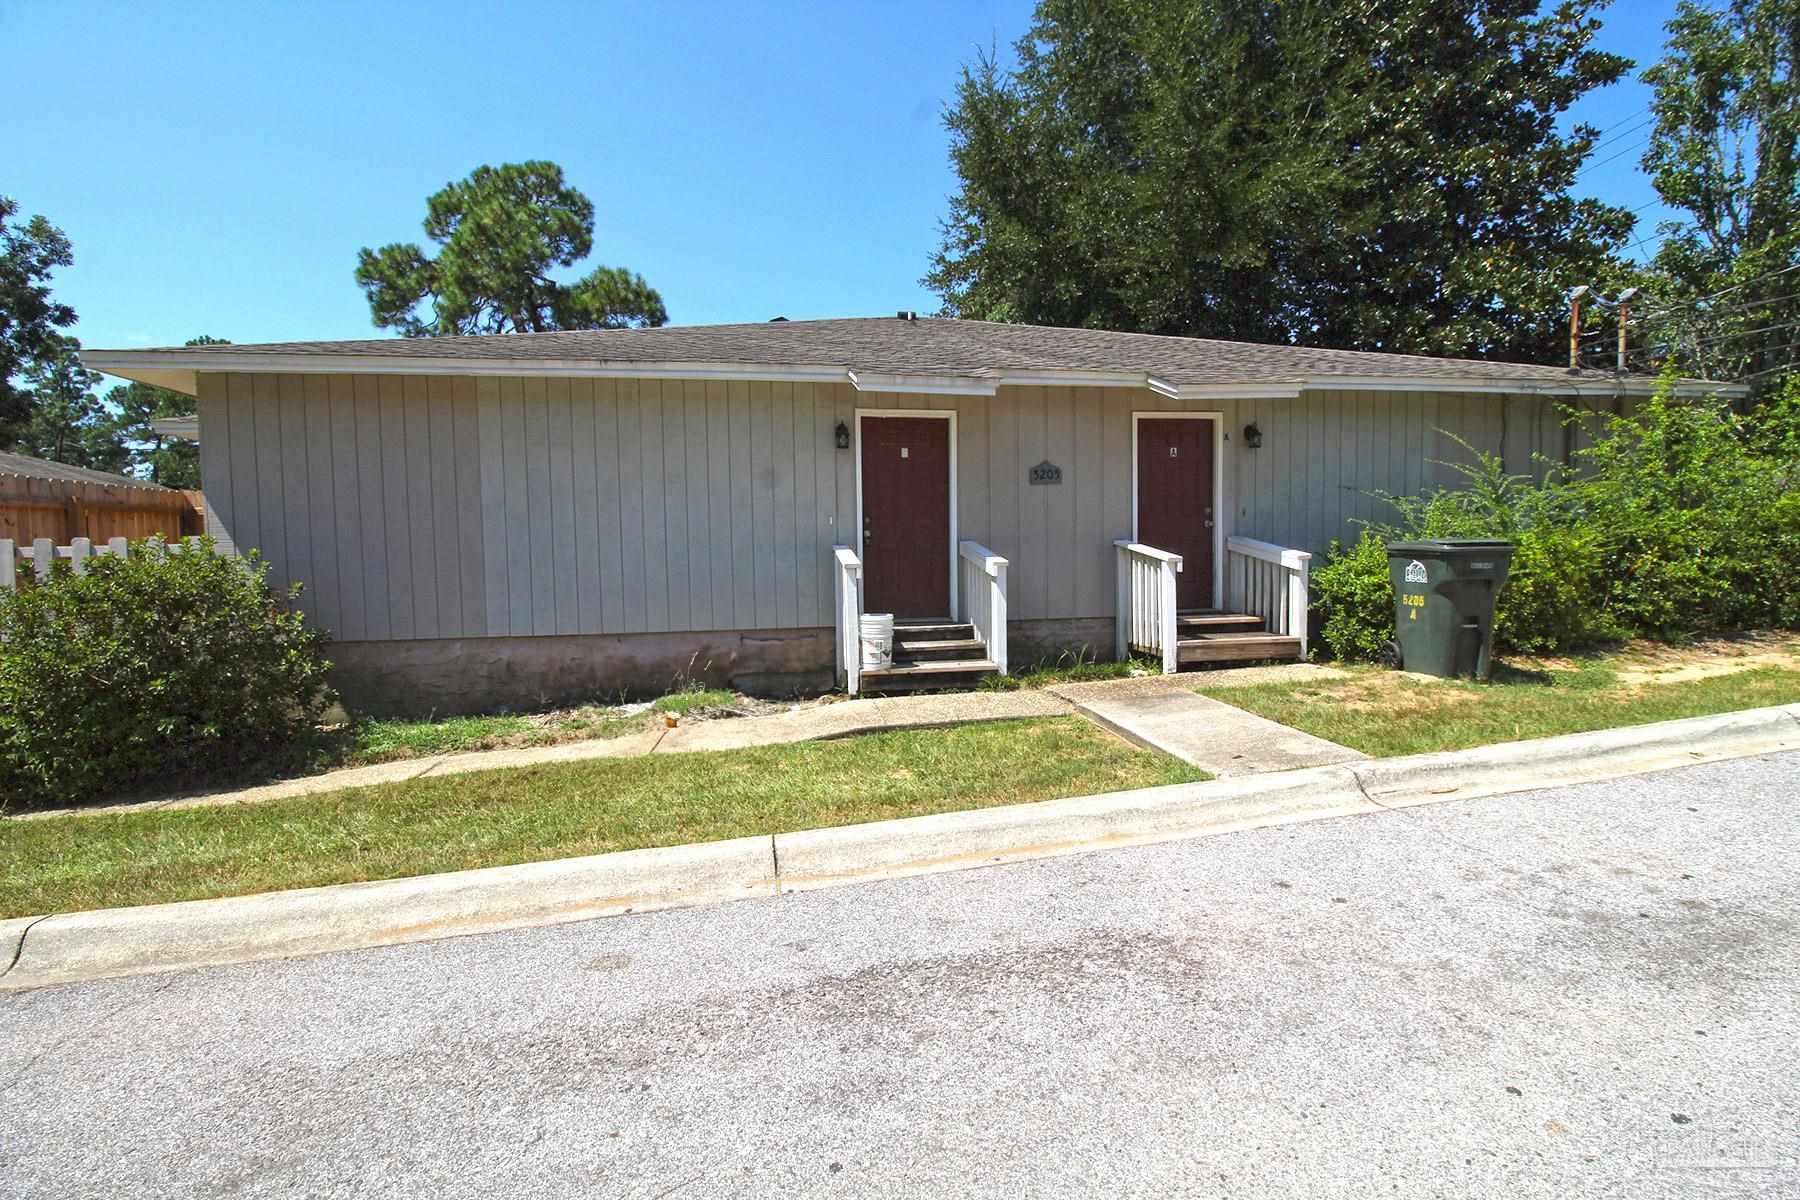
[0,836,775,991]
[1348,705,1800,809]
[4,704,1796,992]
[774,765,1372,892]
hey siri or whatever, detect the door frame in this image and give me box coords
[854,409,960,618]
[1131,411,1225,610]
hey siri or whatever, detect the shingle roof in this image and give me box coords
[90,316,1735,396]
[0,451,170,491]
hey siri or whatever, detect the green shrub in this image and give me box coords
[1576,384,1800,638]
[1310,375,1800,661]
[0,539,334,808]
[1311,531,1395,661]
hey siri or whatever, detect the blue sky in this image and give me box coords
[8,0,1683,356]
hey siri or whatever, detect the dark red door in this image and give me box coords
[1137,418,1216,609]
[861,416,951,617]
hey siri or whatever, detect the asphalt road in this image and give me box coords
[4,752,1798,1199]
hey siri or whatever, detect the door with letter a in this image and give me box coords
[1136,417,1217,609]
[859,415,951,618]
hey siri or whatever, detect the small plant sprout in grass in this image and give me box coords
[653,687,738,716]
[979,647,1145,691]
[350,714,538,760]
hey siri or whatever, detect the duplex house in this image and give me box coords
[86,316,1700,713]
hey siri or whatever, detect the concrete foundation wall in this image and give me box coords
[330,627,836,717]
[329,617,1126,715]
[1007,617,1118,669]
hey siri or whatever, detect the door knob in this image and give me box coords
[1204,520,1215,529]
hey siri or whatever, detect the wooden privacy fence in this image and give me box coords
[0,473,202,544]
[1,536,216,591]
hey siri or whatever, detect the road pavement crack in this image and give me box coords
[1,913,55,979]
[0,974,178,1095]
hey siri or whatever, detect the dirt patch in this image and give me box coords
[1500,633,1800,688]
[1288,673,1483,717]
[1606,633,1800,686]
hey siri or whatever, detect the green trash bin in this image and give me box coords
[1386,540,1515,680]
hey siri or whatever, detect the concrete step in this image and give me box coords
[1175,633,1303,665]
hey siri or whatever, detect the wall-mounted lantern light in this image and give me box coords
[834,421,851,450]
[1243,422,1263,449]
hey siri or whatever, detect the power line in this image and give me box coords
[1624,264,1800,323]
[1734,350,1800,383]
[1586,112,1655,154]
[1575,135,1653,181]
[1635,289,1800,324]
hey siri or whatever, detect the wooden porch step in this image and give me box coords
[1175,632,1303,665]
[860,658,999,680]
[1175,612,1265,632]
[896,637,987,661]
[892,621,975,638]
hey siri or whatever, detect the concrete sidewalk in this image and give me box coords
[14,689,1075,820]
[1048,669,1365,776]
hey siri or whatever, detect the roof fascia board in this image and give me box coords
[1296,373,1747,398]
[847,370,998,396]
[995,369,1154,391]
[83,351,1747,402]
[1173,383,1305,400]
[82,351,851,390]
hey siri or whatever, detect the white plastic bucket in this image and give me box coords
[859,612,895,669]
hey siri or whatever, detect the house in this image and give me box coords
[84,316,1715,714]
[0,450,201,545]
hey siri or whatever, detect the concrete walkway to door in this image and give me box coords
[16,664,1361,819]
[1048,670,1367,777]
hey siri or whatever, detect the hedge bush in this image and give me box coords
[0,539,334,808]
[1312,374,1800,661]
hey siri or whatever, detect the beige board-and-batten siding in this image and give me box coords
[196,371,1601,651]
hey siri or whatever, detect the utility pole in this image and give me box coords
[1569,286,1590,370]
[1615,288,1639,372]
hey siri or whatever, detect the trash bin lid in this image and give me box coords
[1386,539,1515,555]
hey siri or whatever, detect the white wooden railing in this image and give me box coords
[1,535,219,590]
[1226,535,1311,659]
[832,545,865,695]
[1114,540,1184,674]
[957,540,1008,676]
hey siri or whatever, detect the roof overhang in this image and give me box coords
[150,415,200,440]
[81,349,1746,401]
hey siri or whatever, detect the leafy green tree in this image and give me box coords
[0,196,77,446]
[16,335,127,473]
[1638,0,1799,387]
[928,0,1636,364]
[356,162,668,337]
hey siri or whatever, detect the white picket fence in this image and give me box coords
[1,535,213,591]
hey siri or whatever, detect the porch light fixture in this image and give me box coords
[834,420,851,450]
[1243,422,1263,449]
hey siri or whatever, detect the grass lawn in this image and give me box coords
[1196,647,1800,758]
[337,687,738,767]
[0,717,1205,918]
